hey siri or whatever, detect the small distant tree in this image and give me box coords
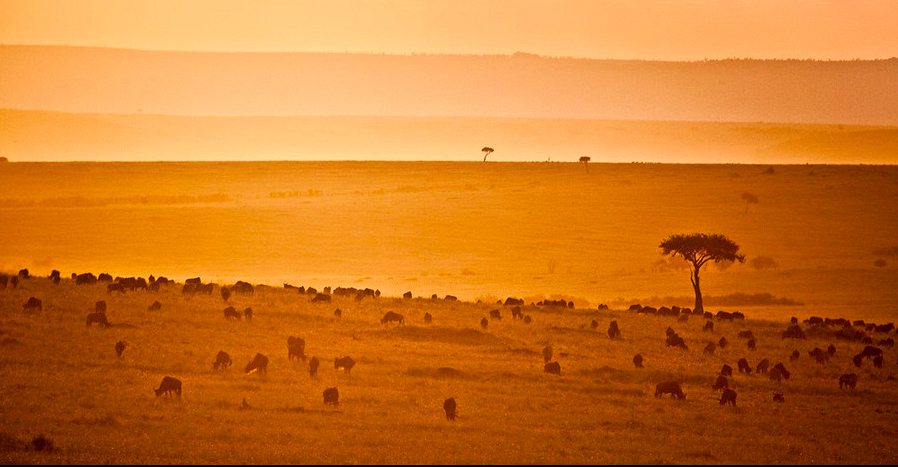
[481,147,494,162]
[741,192,759,213]
[579,156,591,172]
[659,233,745,314]
[0,156,8,163]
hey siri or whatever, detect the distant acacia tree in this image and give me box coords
[481,147,494,162]
[741,192,759,213]
[579,156,591,172]
[659,233,745,314]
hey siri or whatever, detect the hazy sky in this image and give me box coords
[2,0,897,60]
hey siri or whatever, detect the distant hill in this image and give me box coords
[2,46,897,125]
[3,109,896,163]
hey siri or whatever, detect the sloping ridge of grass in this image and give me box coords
[380,325,507,346]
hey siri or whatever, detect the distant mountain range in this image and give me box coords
[2,46,897,125]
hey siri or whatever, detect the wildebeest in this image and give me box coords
[703,342,716,355]
[220,286,231,302]
[86,312,111,328]
[107,282,125,294]
[323,387,339,406]
[97,273,113,282]
[827,344,836,356]
[839,373,858,390]
[309,356,320,377]
[666,333,687,350]
[756,358,770,374]
[789,349,800,361]
[511,306,523,320]
[542,345,553,363]
[677,314,689,323]
[598,303,609,310]
[769,362,791,381]
[49,269,60,284]
[718,337,728,348]
[243,307,253,321]
[860,346,884,359]
[245,353,269,375]
[489,309,502,320]
[523,315,532,324]
[403,291,413,299]
[154,376,182,397]
[654,381,686,399]
[23,297,42,312]
[712,375,728,391]
[633,353,644,368]
[185,277,202,285]
[480,317,489,329]
[423,312,432,324]
[232,281,254,295]
[504,297,524,306]
[782,325,807,339]
[333,308,342,319]
[9,275,18,288]
[719,388,737,406]
[115,341,127,358]
[747,339,756,350]
[224,306,241,320]
[93,300,106,313]
[544,361,561,375]
[809,347,829,364]
[443,397,457,421]
[590,319,599,329]
[878,338,894,348]
[720,364,733,377]
[287,336,306,362]
[147,300,162,311]
[334,356,356,375]
[213,350,232,370]
[444,295,458,301]
[665,326,676,338]
[608,320,621,339]
[873,355,883,368]
[381,311,404,325]
[737,330,754,340]
[737,358,752,374]
[703,321,714,332]
[773,392,785,402]
[311,293,331,303]
[852,354,863,368]
[17,268,29,279]
[0,275,7,289]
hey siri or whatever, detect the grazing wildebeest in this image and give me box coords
[654,382,686,399]
[511,306,523,320]
[504,297,524,306]
[633,353,644,368]
[665,326,676,338]
[107,282,125,294]
[598,304,609,310]
[861,336,874,345]
[444,295,458,301]
[0,275,7,289]
[309,356,320,377]
[544,361,561,375]
[789,350,800,361]
[737,358,752,374]
[678,314,689,323]
[185,277,202,285]
[333,308,342,319]
[756,358,770,374]
[232,281,254,295]
[223,306,241,320]
[737,330,754,340]
[287,336,306,362]
[608,320,621,339]
[827,344,836,356]
[323,387,339,406]
[97,273,112,282]
[95,301,107,313]
[809,347,828,364]
[334,356,356,375]
[18,268,29,279]
[703,342,716,355]
[703,321,714,332]
[873,355,883,368]
[747,339,756,350]
[712,375,728,391]
[213,351,232,370]
[770,362,790,381]
[782,325,806,339]
[245,353,269,375]
[147,301,162,312]
[443,398,457,421]
[666,334,687,349]
[489,309,502,320]
[220,286,231,302]
[243,307,253,321]
[523,315,532,324]
[480,317,489,329]
[10,275,18,289]
[839,373,858,390]
[878,338,894,348]
[381,311,404,325]
[719,388,737,406]
[718,337,728,348]
[311,293,331,303]
[852,354,863,368]
[720,364,733,377]
[23,297,42,312]
[115,341,127,358]
[86,312,111,328]
[628,304,642,312]
[403,291,413,300]
[590,319,599,329]
[423,312,432,324]
[860,346,883,359]
[773,392,785,402]
[49,269,60,283]
[154,376,182,398]
[543,345,553,363]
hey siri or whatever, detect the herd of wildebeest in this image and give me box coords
[4,266,897,420]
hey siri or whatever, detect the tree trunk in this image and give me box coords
[690,265,703,314]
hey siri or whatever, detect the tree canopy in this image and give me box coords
[659,233,745,267]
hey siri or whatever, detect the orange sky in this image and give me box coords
[1,0,897,60]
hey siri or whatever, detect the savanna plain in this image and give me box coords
[1,161,898,464]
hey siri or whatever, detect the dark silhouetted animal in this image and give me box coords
[115,341,127,358]
[489,309,502,320]
[718,337,728,348]
[737,358,752,374]
[232,281,254,295]
[309,356,320,377]
[852,354,863,368]
[756,358,770,374]
[747,339,756,350]
[86,312,110,328]
[480,317,489,329]
[543,345,553,363]
[720,364,733,377]
[97,273,113,282]
[17,268,29,279]
[703,321,714,332]
[608,320,621,339]
[737,330,754,340]
[666,333,687,349]
[311,293,331,303]
[91,300,105,313]
[590,319,599,329]
[782,325,806,339]
[243,307,253,321]
[333,308,342,319]
[185,277,202,285]
[323,387,339,406]
[220,286,231,302]
[403,291,413,299]
[23,297,42,312]
[809,347,829,364]
[654,382,686,399]
[334,356,355,375]
[712,375,728,391]
[287,336,306,362]
[839,373,858,390]
[504,297,524,306]
[443,397,457,421]
[719,388,737,406]
[827,344,836,356]
[790,350,800,361]
[769,362,790,381]
[860,346,883,359]
[878,338,894,348]
[213,351,232,370]
[107,282,125,294]
[245,353,269,375]
[381,311,404,325]
[873,355,883,368]
[704,342,716,355]
[633,354,643,368]
[147,301,162,311]
[444,295,457,301]
[773,393,785,402]
[544,361,561,375]
[511,306,523,320]
[154,376,182,397]
[0,275,7,289]
[678,314,689,323]
[523,315,532,324]
[423,312,432,324]
[9,275,18,288]
[224,306,241,320]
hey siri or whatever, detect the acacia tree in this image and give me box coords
[579,156,591,172]
[481,147,494,162]
[659,233,745,314]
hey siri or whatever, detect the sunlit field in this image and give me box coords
[1,275,897,464]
